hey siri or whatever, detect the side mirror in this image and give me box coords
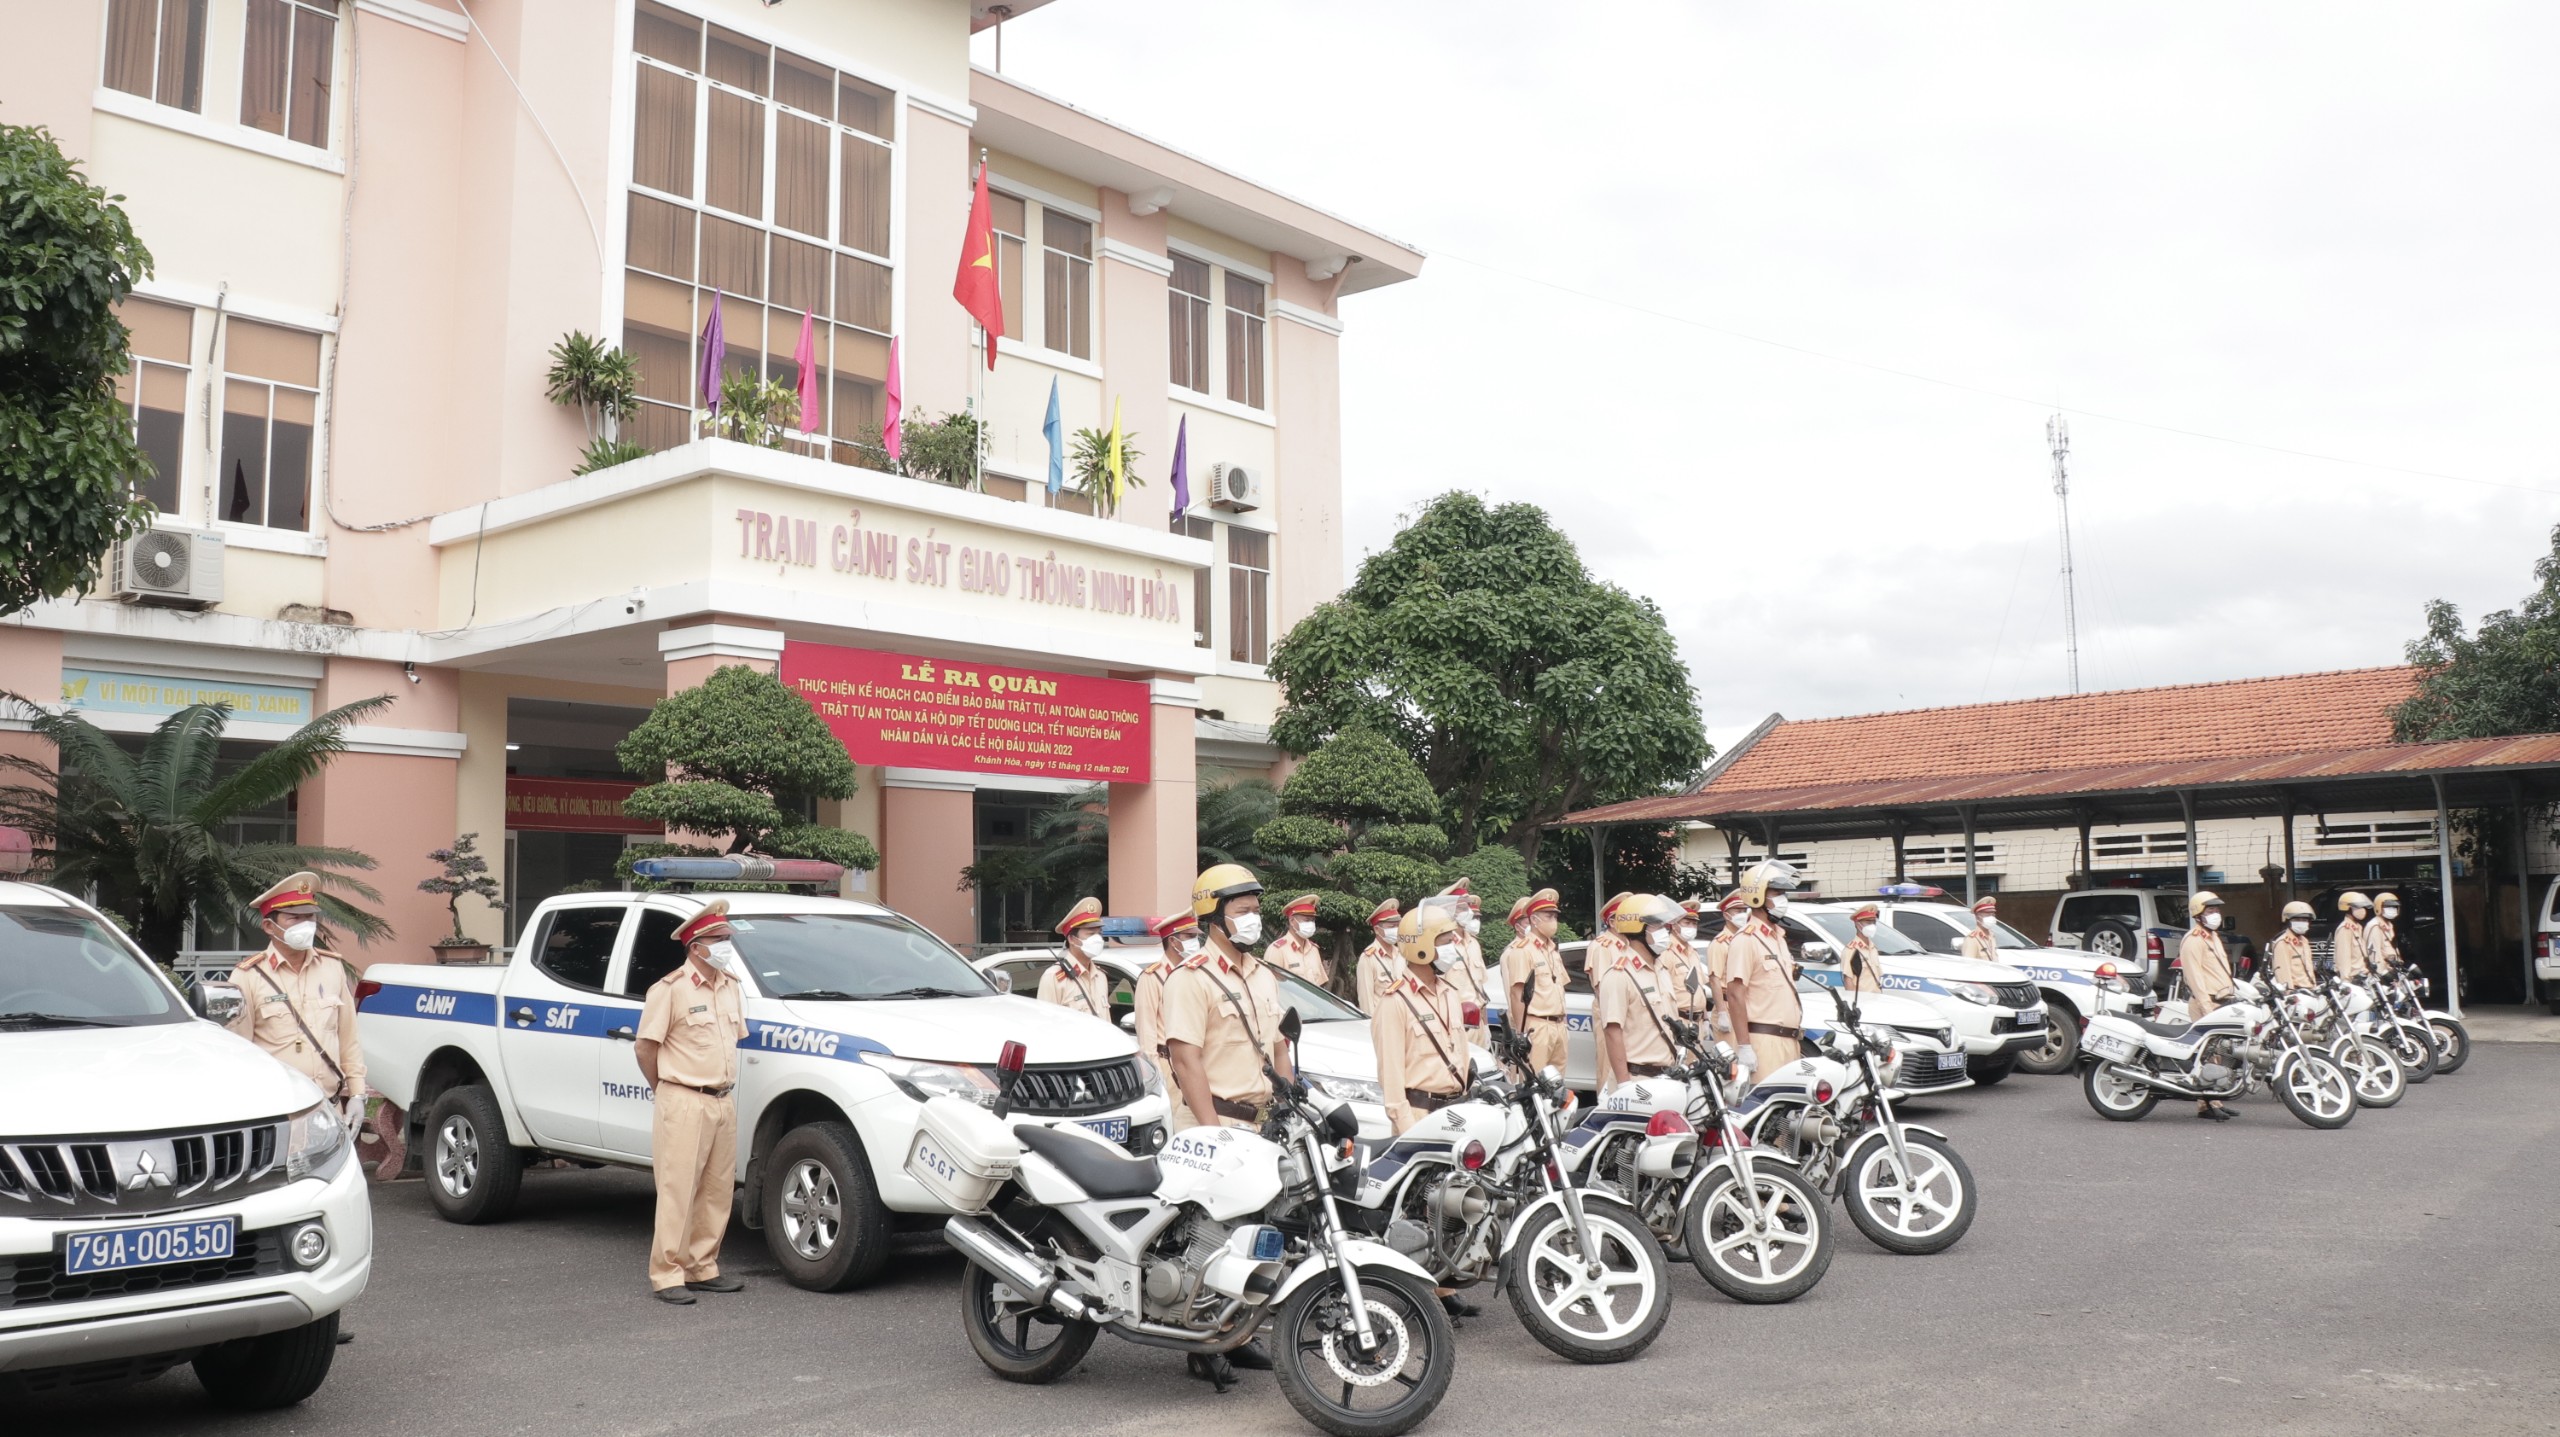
[990,970,1012,994]
[1800,941,1835,962]
[190,980,244,1025]
[1685,967,1705,996]
[1280,1007,1304,1044]
[1118,1012,1137,1033]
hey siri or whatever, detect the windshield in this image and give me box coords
[0,904,187,1026]
[729,913,994,1000]
[1274,966,1362,1023]
[2154,895,2189,928]
[1989,918,2039,949]
[1799,911,1927,955]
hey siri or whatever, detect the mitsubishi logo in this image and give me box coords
[124,1149,173,1192]
[1070,1077,1093,1104]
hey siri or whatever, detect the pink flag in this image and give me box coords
[883,337,904,462]
[793,311,820,434]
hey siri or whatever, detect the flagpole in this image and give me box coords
[974,146,989,495]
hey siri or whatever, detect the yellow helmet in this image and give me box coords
[1395,904,1463,968]
[2338,890,2372,915]
[2191,890,2223,911]
[2281,900,2315,921]
[1191,863,1264,923]
[1736,860,1800,909]
[1608,893,1682,936]
[2372,891,2401,911]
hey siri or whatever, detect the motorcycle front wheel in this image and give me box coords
[958,1259,1097,1384]
[2274,1051,2357,1130]
[2081,1061,2158,1122]
[2387,1022,2438,1083]
[1271,1265,1455,1437]
[1679,1160,1834,1303]
[1501,1195,1672,1364]
[2429,1017,2471,1074]
[2329,1035,2405,1108]
[1841,1131,1976,1256]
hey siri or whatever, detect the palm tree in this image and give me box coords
[0,695,396,961]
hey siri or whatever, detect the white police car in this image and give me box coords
[358,859,1167,1292]
[1867,889,2137,1074]
[1772,903,2048,1085]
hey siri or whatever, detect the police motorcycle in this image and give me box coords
[1332,1023,1673,1364]
[1560,970,1835,1304]
[2349,966,2442,1083]
[912,1016,1455,1437]
[2078,968,2357,1129]
[2303,971,2414,1106]
[2375,961,2468,1074]
[1735,951,1976,1256]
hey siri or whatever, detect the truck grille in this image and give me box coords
[1896,1052,1971,1090]
[1009,1058,1148,1117]
[1989,983,2039,1009]
[1,1226,288,1311]
[0,1122,289,1220]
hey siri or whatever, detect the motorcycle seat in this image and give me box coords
[2131,1017,2196,1040]
[1012,1123,1163,1199]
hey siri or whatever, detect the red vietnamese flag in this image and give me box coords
[952,161,1004,368]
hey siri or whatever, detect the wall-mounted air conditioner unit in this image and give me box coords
[109,525,226,608]
[1209,462,1260,512]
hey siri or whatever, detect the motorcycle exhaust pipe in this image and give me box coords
[2101,1063,2205,1099]
[945,1215,1090,1322]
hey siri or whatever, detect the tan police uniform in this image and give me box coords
[228,945,367,1101]
[2266,931,2317,991]
[637,961,746,1291]
[1266,928,1330,988]
[2330,919,2370,981]
[1837,936,1885,995]
[1959,921,2001,963]
[2366,919,2400,972]
[2177,926,2235,1020]
[1036,956,1113,1018]
[1355,937,1400,1015]
[1162,950,1284,1126]
[1131,957,1196,1130]
[1723,915,1805,1080]
[1373,972,1472,1134]
[1447,929,1494,1051]
[1706,901,1747,1039]
[1660,932,1712,1020]
[1593,949,1683,1085]
[1500,928,1571,1073]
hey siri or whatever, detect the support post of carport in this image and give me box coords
[2178,789,2199,899]
[1892,829,1907,884]
[2433,775,2462,1020]
[2513,781,2533,1006]
[1959,805,1977,907]
[1589,824,1609,931]
[1725,828,1744,889]
[2279,793,2297,904]
[2075,813,2093,886]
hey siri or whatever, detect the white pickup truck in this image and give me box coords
[358,878,1169,1291]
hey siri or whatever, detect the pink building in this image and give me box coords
[2,0,1421,961]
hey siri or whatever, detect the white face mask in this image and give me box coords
[2381,906,2399,920]
[1977,913,1993,929]
[1229,913,1262,947]
[2203,912,2222,931]
[2289,919,2310,935]
[1462,913,1481,934]
[1676,923,1698,943]
[1432,941,1462,970]
[1767,895,1790,917]
[1646,928,1675,955]
[703,939,742,973]
[1076,934,1104,960]
[1292,918,1314,939]
[278,919,318,951]
[1856,923,1876,940]
[1175,937,1202,961]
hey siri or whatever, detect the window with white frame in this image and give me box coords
[624,1,896,463]
[1223,271,1266,409]
[1227,526,1270,666]
[219,318,320,531]
[102,0,209,113]
[1041,210,1093,360]
[114,297,193,515]
[1169,255,1211,392]
[239,0,337,147]
[1179,514,1215,650]
[990,190,1027,343]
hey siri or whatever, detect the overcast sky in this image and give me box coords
[973,3,2560,753]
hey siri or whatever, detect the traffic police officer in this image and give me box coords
[2368,892,2405,973]
[2179,891,2237,1121]
[1137,912,1202,1129]
[1720,863,1806,1088]
[1500,888,1570,1073]
[1267,894,1330,986]
[2330,892,2374,979]
[1356,899,1401,1013]
[228,873,367,1129]
[1372,905,1474,1133]
[1162,865,1294,1130]
[1430,882,1494,1050]
[1706,890,1749,1042]
[1958,896,2002,962]
[1840,902,1887,993]
[2267,900,2318,990]
[1594,894,1687,1091]
[1038,896,1113,1018]
[635,900,750,1301]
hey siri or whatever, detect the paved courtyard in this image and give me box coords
[23,1044,2560,1436]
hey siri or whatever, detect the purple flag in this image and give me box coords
[697,292,726,415]
[1169,413,1190,519]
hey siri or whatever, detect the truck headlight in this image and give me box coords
[1943,981,1994,1005]
[1135,1053,1164,1097]
[284,1101,349,1181]
[868,1054,999,1107]
[1302,1071,1385,1106]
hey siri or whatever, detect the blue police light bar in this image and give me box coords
[630,856,846,885]
[1876,882,1945,898]
[1098,916,1154,939]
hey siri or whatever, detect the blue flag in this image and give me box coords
[1169,414,1190,520]
[1042,377,1063,495]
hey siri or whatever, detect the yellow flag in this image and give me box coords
[1103,397,1126,508]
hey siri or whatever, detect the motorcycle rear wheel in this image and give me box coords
[958,1259,1097,1384]
[1841,1131,1975,1256]
[1271,1266,1455,1437]
[2429,1017,2471,1074]
[1501,1196,1672,1364]
[2329,1036,2404,1108]
[2081,1061,2157,1122]
[1679,1161,1834,1303]
[2274,1051,2357,1130]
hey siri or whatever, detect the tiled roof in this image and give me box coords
[1710,667,2419,794]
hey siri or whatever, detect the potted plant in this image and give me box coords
[543,330,648,474]
[420,833,504,964]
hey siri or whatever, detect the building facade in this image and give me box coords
[2,0,1421,961]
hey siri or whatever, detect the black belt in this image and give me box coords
[1627,1063,1670,1078]
[1747,1023,1801,1039]
[1524,1013,1566,1026]
[1404,1087,1460,1111]
[1211,1095,1264,1122]
[660,1079,735,1098]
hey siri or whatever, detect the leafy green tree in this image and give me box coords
[0,696,392,960]
[617,665,879,871]
[419,832,505,943]
[1248,730,1458,976]
[958,778,1275,927]
[2394,522,2560,742]
[1267,492,1707,867]
[0,124,155,617]
[542,330,640,442]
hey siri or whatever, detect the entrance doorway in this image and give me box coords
[503,698,654,944]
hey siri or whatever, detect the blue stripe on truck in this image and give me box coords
[364,983,891,1062]
[362,984,499,1026]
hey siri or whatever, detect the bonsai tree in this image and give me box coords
[419,832,504,945]
[616,665,880,878]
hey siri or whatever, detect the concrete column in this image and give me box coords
[2433,775,2462,1020]
[1108,677,1199,920]
[881,772,975,944]
[0,627,63,774]
[298,659,463,963]
[658,621,784,685]
[454,673,510,946]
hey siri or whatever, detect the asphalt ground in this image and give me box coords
[23,1045,2560,1437]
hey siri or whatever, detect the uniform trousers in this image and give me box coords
[649,1083,737,1289]
[1523,1016,1569,1073]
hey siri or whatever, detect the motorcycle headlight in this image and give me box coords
[1943,981,1994,1005]
[1301,1070,1386,1107]
[284,1101,349,1182]
[869,1054,999,1107]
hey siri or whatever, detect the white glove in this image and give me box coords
[1732,1048,1758,1080]
[342,1095,366,1130]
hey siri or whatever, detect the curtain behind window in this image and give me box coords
[287,5,334,146]
[240,0,289,134]
[633,64,695,197]
[103,0,158,98]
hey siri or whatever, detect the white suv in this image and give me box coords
[1873,898,2135,1074]
[0,881,368,1406]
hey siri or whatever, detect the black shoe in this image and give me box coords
[1441,1294,1481,1320]
[1226,1338,1274,1371]
[335,1330,355,1346]
[652,1285,698,1305]
[686,1275,745,1293]
[1185,1353,1237,1391]
[2196,1105,2234,1122]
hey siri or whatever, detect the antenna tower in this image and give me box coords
[2048,414,2081,694]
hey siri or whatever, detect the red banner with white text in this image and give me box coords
[780,642,1152,783]
[504,777,661,834]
